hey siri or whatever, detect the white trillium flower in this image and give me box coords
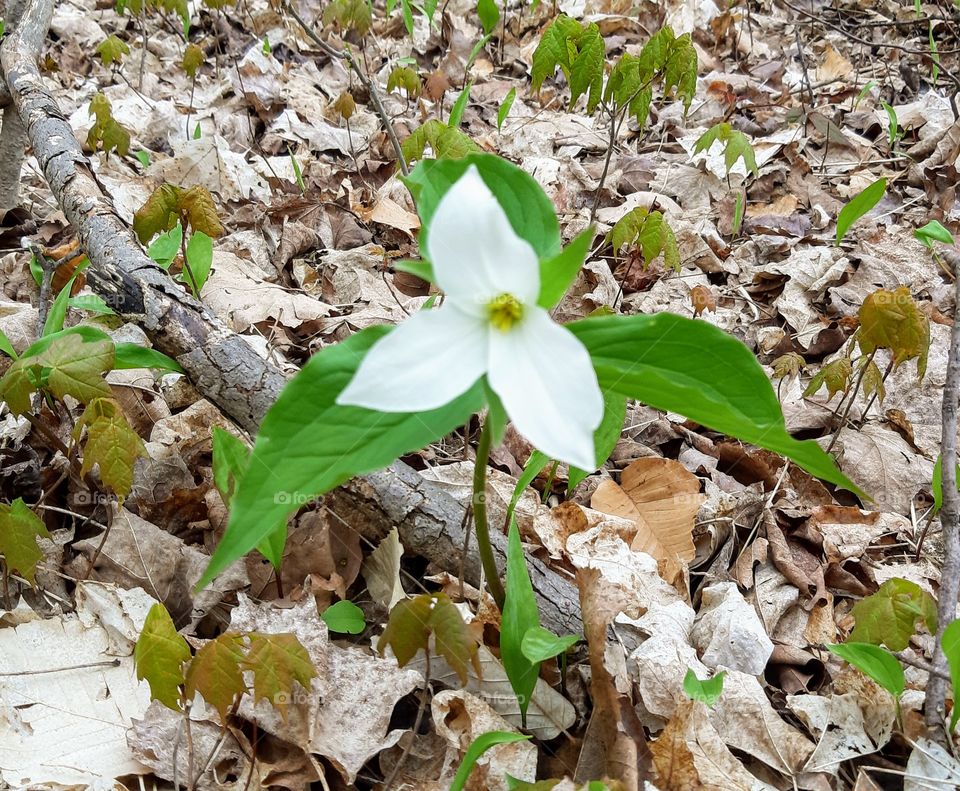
[336,165,604,471]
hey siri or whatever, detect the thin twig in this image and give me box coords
[924,269,960,739]
[285,1,409,176]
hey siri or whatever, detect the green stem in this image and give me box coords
[473,419,505,609]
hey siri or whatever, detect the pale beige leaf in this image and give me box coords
[361,527,406,610]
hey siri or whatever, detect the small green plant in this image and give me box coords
[532,18,697,223]
[95,35,130,67]
[181,43,204,141]
[694,122,757,234]
[387,64,421,100]
[881,101,902,149]
[323,0,372,36]
[134,183,223,298]
[449,730,532,791]
[836,177,886,245]
[683,668,726,707]
[87,93,131,158]
[497,87,517,132]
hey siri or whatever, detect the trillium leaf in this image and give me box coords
[569,389,627,491]
[537,227,594,309]
[570,313,861,495]
[827,642,904,698]
[502,519,541,722]
[198,325,485,588]
[134,603,191,711]
[403,153,562,261]
[0,498,50,583]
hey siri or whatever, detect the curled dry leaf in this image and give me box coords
[690,284,717,316]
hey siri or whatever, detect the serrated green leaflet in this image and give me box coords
[198,326,485,587]
[569,313,861,494]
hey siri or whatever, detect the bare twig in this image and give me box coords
[924,270,960,739]
[284,1,409,177]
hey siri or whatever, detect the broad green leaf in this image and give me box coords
[849,577,937,651]
[243,632,316,716]
[497,87,517,131]
[211,426,285,567]
[932,454,960,515]
[537,227,594,309]
[803,357,853,400]
[184,230,213,294]
[448,81,473,128]
[69,294,116,316]
[40,334,114,405]
[507,451,551,532]
[683,668,726,707]
[520,626,578,663]
[915,220,954,248]
[477,0,499,35]
[147,223,183,269]
[392,259,435,283]
[608,208,679,269]
[0,358,37,414]
[0,328,16,359]
[827,642,904,698]
[198,326,484,587]
[321,600,366,634]
[184,633,247,721]
[182,42,203,78]
[0,498,50,583]
[531,15,583,95]
[502,519,541,722]
[114,343,184,373]
[567,23,604,113]
[404,153,561,261]
[401,119,479,163]
[134,603,191,711]
[96,34,129,67]
[377,593,477,683]
[693,122,758,177]
[134,150,151,168]
[570,313,861,494]
[387,65,421,98]
[450,731,532,791]
[836,178,886,245]
[75,397,147,499]
[857,286,930,378]
[941,619,960,730]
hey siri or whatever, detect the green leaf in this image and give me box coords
[135,184,182,245]
[857,286,929,378]
[401,119,479,163]
[69,294,116,316]
[184,633,247,721]
[941,619,960,730]
[243,632,316,714]
[114,343,184,373]
[75,397,147,499]
[693,122,758,177]
[849,577,937,651]
[404,153,561,261]
[932,454,960,515]
[803,357,853,400]
[507,451,551,532]
[392,259,435,283]
[502,519,541,722]
[568,389,626,490]
[569,313,861,494]
[387,65,421,98]
[497,87,516,131]
[95,34,130,67]
[147,223,183,269]
[881,101,899,146]
[183,230,213,295]
[836,177,886,245]
[134,603,191,711]
[198,326,484,587]
[321,600,366,634]
[537,227,594,309]
[915,220,954,248]
[608,208,679,269]
[39,334,114,405]
[683,668,726,707]
[43,273,78,337]
[531,15,584,95]
[378,593,477,682]
[450,731,532,791]
[0,498,50,583]
[520,626,578,663]
[827,642,904,698]
[448,80,473,128]
[0,328,16,359]
[477,0,499,37]
[182,42,203,79]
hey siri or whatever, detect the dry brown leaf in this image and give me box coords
[590,457,702,567]
[690,284,717,316]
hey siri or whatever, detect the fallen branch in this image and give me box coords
[0,0,585,637]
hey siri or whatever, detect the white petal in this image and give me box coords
[487,307,604,471]
[336,306,488,412]
[427,165,540,310]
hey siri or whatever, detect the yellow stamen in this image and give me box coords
[487,293,524,332]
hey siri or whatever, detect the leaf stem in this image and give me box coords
[473,418,505,609]
[825,348,876,454]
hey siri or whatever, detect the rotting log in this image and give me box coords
[0,0,591,638]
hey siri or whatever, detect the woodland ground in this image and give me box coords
[0,0,959,788]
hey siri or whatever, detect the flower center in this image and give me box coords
[486,293,524,332]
